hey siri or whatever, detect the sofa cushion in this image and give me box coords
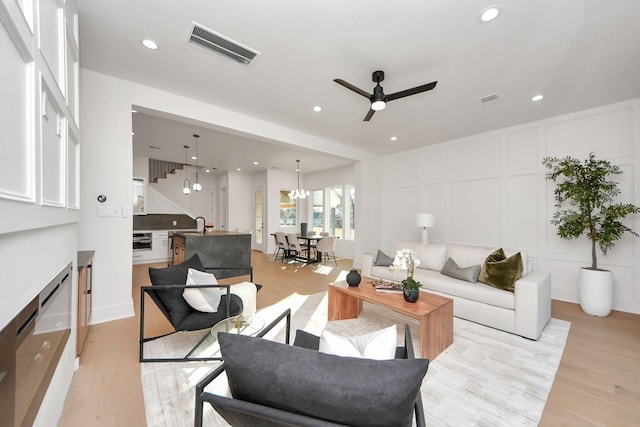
[440,257,481,283]
[478,249,523,292]
[446,244,496,268]
[373,250,394,266]
[319,325,397,360]
[415,269,515,309]
[219,333,428,427]
[183,268,222,312]
[393,240,447,271]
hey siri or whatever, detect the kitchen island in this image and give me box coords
[171,230,252,279]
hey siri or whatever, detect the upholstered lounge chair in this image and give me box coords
[139,254,258,362]
[194,324,427,427]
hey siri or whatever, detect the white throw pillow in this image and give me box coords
[182,268,221,312]
[319,325,397,360]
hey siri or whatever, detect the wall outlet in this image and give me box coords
[173,220,177,226]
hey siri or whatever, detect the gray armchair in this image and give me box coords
[194,324,427,427]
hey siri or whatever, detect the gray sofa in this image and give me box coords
[362,240,551,340]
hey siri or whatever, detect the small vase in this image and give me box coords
[403,289,419,303]
[346,269,361,287]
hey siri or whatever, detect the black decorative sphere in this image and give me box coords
[346,269,361,287]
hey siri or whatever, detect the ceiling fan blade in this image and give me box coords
[363,108,375,121]
[334,79,372,99]
[386,81,437,102]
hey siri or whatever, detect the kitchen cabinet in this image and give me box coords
[77,250,94,357]
[171,234,186,265]
[132,231,171,265]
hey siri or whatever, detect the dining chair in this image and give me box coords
[287,233,309,264]
[315,236,337,265]
[274,232,290,262]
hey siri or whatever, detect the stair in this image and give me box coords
[149,159,184,183]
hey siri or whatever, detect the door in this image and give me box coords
[254,188,264,252]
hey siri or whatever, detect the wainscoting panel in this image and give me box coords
[383,185,422,243]
[67,129,79,209]
[448,177,500,246]
[545,105,634,158]
[41,80,66,207]
[505,127,539,171]
[505,173,538,251]
[0,5,34,202]
[445,134,501,178]
[38,0,64,90]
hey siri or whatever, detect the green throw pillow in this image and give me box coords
[478,249,523,292]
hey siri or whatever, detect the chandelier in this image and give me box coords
[192,134,201,191]
[182,145,191,195]
[289,159,310,199]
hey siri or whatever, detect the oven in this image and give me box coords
[132,232,152,251]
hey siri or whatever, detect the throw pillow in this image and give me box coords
[373,250,394,266]
[182,268,222,313]
[319,325,397,360]
[440,257,481,283]
[219,333,429,427]
[148,254,205,326]
[478,249,523,292]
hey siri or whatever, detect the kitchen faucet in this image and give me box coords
[194,216,206,234]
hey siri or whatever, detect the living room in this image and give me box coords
[1,1,640,426]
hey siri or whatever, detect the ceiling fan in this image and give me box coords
[333,70,437,121]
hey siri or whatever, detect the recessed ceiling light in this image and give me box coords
[131,132,135,136]
[131,109,138,113]
[236,168,241,171]
[480,6,501,22]
[531,94,544,102]
[390,136,398,141]
[142,39,158,50]
[192,156,197,160]
[253,161,259,165]
[205,169,211,173]
[313,106,322,112]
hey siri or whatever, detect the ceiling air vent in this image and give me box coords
[188,22,260,67]
[480,93,499,103]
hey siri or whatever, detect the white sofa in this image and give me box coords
[362,240,551,340]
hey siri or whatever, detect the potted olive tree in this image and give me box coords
[542,153,640,316]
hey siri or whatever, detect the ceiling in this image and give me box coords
[78,1,640,172]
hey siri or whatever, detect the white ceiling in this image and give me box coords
[78,0,640,172]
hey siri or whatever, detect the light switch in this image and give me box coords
[97,206,121,217]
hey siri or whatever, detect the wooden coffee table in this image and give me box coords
[328,280,453,360]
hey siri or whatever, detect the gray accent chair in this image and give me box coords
[194,324,427,427]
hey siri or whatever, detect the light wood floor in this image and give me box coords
[59,251,640,426]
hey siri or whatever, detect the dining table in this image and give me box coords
[295,234,323,263]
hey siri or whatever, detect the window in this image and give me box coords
[279,190,296,226]
[329,186,343,238]
[346,185,355,240]
[312,190,323,233]
[310,184,355,240]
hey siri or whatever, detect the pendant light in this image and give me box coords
[288,160,310,199]
[192,134,202,191]
[182,145,191,195]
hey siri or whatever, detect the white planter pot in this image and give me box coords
[578,268,613,317]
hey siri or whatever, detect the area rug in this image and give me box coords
[141,292,570,426]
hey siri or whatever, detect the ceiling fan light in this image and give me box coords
[371,100,386,111]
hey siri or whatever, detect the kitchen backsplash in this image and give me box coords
[133,214,198,230]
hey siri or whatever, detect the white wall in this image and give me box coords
[227,171,253,231]
[380,98,640,314]
[0,0,79,423]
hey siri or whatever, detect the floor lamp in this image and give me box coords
[416,213,434,244]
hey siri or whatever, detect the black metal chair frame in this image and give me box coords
[139,267,254,363]
[194,308,292,426]
[194,323,425,427]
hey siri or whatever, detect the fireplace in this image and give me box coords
[0,262,72,427]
